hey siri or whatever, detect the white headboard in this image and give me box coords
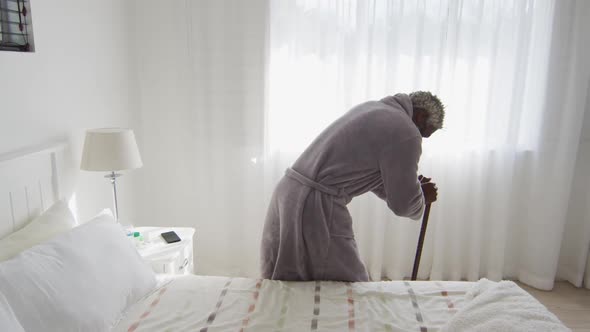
[0,143,67,239]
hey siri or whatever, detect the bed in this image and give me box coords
[113,275,570,332]
[0,143,571,332]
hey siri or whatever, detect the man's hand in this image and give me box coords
[419,175,438,203]
[418,175,431,184]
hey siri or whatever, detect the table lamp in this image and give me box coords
[80,128,143,221]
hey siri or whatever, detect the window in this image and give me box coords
[268,0,553,154]
[0,0,34,52]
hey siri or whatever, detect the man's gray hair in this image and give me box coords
[409,91,445,129]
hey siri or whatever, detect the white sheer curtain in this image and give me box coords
[130,0,590,289]
[267,0,590,289]
[130,0,270,277]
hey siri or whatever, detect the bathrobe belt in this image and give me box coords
[285,168,349,200]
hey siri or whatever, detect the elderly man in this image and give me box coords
[261,91,445,282]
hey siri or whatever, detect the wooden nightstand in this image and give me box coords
[130,227,195,275]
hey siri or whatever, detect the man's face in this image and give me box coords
[420,125,438,138]
[412,108,438,138]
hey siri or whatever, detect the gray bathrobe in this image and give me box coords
[260,93,425,282]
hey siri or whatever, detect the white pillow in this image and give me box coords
[0,211,157,332]
[0,200,77,262]
[0,292,24,332]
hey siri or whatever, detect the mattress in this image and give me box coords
[113,275,471,331]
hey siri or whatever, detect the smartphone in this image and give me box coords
[161,231,181,244]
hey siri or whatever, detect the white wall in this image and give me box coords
[0,0,136,222]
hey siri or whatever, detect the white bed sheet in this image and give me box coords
[114,275,569,332]
[113,275,471,332]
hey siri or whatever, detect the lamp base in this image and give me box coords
[105,171,122,222]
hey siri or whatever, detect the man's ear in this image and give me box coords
[413,108,428,126]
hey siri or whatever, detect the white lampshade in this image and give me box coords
[80,128,143,171]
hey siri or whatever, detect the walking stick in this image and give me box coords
[411,203,432,281]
